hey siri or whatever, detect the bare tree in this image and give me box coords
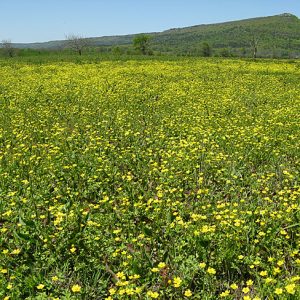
[250,35,259,59]
[1,39,14,57]
[65,34,89,55]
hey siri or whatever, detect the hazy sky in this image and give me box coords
[1,0,299,43]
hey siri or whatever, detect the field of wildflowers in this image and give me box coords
[0,58,299,299]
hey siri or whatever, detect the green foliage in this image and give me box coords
[9,14,300,58]
[150,14,300,58]
[133,34,151,55]
[201,42,212,57]
[217,48,234,57]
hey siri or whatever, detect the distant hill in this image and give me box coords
[9,13,300,57]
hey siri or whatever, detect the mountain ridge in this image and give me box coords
[6,13,300,57]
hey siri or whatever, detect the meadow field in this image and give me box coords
[0,57,299,299]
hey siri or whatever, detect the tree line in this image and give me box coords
[0,33,295,59]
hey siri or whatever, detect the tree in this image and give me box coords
[65,34,89,55]
[112,46,122,56]
[250,34,259,58]
[133,34,151,55]
[240,47,247,57]
[201,42,212,57]
[1,39,14,57]
[219,48,232,57]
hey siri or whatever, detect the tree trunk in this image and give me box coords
[253,46,257,58]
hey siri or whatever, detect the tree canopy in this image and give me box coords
[133,34,151,55]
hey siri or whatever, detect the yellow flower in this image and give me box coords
[119,289,125,295]
[116,272,126,280]
[36,284,44,290]
[246,279,253,286]
[71,284,81,293]
[151,267,159,272]
[51,276,59,281]
[291,275,300,282]
[109,288,116,295]
[285,284,296,294]
[70,246,76,253]
[277,260,284,266]
[1,269,8,274]
[125,288,134,295]
[259,270,267,277]
[173,276,182,288]
[199,262,206,269]
[242,287,250,294]
[158,262,166,269]
[147,291,159,298]
[230,283,238,290]
[243,296,251,300]
[220,290,230,297]
[184,289,192,297]
[207,267,216,275]
[274,288,283,295]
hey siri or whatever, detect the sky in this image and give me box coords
[0,0,299,43]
